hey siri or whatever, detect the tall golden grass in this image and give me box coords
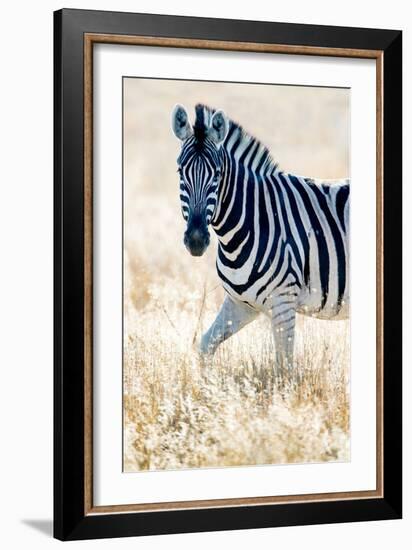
[123,204,350,472]
[123,78,350,472]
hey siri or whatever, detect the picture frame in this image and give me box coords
[54,8,402,541]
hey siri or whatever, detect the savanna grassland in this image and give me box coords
[123,78,350,472]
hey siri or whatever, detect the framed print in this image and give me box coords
[54,8,402,541]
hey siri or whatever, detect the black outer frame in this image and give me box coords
[54,8,402,541]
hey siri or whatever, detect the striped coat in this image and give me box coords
[172,103,349,372]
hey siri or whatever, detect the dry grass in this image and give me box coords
[123,234,350,472]
[123,78,350,473]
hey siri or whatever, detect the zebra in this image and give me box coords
[171,103,349,374]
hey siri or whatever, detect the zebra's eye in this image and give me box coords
[214,170,221,182]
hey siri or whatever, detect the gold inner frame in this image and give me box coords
[84,33,384,515]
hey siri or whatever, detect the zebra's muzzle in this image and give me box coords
[184,227,210,257]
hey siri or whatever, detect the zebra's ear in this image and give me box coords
[208,110,229,145]
[171,104,192,141]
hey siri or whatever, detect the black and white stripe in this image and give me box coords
[172,103,349,372]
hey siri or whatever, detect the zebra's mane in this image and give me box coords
[194,103,279,172]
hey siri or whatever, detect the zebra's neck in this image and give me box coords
[211,122,280,243]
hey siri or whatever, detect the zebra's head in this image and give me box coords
[171,104,229,257]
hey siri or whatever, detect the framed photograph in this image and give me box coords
[54,8,402,541]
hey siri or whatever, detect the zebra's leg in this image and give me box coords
[271,294,298,378]
[200,295,258,357]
